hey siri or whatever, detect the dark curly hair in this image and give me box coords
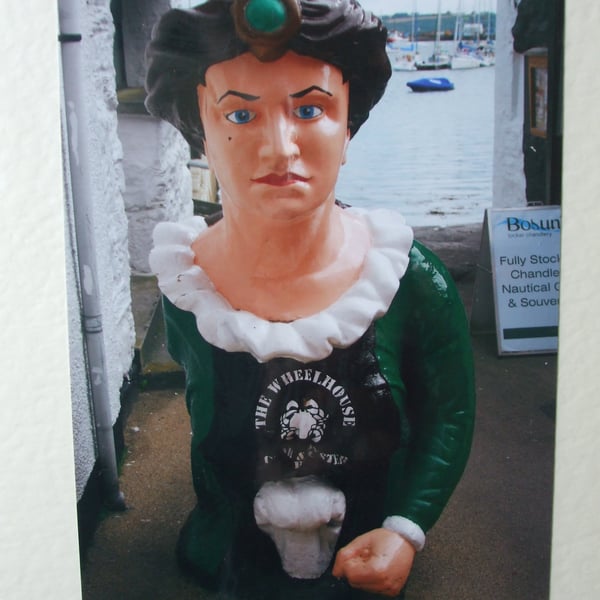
[145,0,391,155]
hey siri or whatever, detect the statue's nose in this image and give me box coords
[258,112,300,164]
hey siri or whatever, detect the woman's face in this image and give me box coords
[197,51,350,221]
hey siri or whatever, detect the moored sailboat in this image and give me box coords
[450,0,495,68]
[451,43,483,69]
[415,0,450,70]
[450,2,482,69]
[388,2,420,71]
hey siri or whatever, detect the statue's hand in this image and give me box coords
[332,528,415,597]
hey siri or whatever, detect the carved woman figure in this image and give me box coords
[146,0,475,597]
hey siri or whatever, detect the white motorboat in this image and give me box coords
[389,42,419,71]
[387,9,419,71]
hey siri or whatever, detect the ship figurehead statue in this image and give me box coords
[146,0,476,597]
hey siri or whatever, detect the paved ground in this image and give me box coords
[80,224,556,600]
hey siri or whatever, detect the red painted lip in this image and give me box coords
[251,173,309,186]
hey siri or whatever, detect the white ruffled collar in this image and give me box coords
[149,207,413,363]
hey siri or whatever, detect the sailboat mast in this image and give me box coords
[435,0,442,50]
[413,0,419,52]
[454,0,463,45]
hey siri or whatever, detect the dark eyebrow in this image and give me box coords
[217,90,260,103]
[289,86,333,99]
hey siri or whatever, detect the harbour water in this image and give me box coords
[336,41,495,227]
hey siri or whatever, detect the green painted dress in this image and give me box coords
[150,208,475,599]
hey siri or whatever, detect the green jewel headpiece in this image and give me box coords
[231,0,302,61]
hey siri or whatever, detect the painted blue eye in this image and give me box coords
[225,109,256,124]
[293,105,323,120]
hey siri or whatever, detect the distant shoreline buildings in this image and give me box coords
[382,12,496,41]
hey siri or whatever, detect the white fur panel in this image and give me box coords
[253,476,346,579]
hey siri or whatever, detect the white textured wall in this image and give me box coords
[1,1,82,597]
[119,115,193,274]
[64,173,97,502]
[69,0,194,497]
[492,0,527,208]
[84,1,135,420]
[67,0,136,500]
[118,0,193,274]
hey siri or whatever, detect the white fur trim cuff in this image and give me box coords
[382,516,426,552]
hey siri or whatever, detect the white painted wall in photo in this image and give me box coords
[492,0,526,209]
[66,0,137,501]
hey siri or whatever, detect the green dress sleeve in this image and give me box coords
[379,241,476,533]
